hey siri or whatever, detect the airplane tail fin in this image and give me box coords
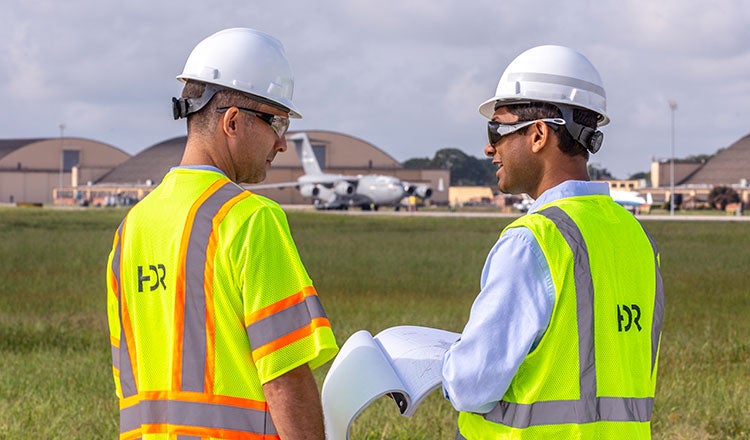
[288,133,322,175]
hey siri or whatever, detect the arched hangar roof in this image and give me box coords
[272,129,402,169]
[97,130,402,185]
[0,137,128,171]
[97,136,187,185]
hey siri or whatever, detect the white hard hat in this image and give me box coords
[174,27,302,119]
[478,45,608,126]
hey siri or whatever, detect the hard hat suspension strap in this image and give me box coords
[556,105,604,154]
[172,83,224,120]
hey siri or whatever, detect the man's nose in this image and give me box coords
[483,143,496,158]
[276,135,288,152]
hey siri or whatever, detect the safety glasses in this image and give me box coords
[487,118,565,146]
[217,106,290,138]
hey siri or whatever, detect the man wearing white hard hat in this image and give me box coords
[106,28,338,439]
[442,45,664,439]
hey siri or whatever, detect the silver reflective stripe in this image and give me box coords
[246,294,327,349]
[641,230,665,374]
[507,72,606,97]
[111,344,119,371]
[177,436,202,440]
[120,399,276,435]
[483,206,659,428]
[181,182,244,392]
[113,221,138,398]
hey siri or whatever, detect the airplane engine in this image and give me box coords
[413,184,433,199]
[299,183,317,198]
[314,186,337,205]
[333,180,355,196]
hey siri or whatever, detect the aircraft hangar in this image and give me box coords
[0,137,129,205]
[94,129,449,206]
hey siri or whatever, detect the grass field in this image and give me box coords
[0,207,748,439]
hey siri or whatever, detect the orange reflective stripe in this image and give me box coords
[172,178,227,391]
[133,424,278,440]
[108,231,121,300]
[252,317,331,361]
[119,392,277,439]
[121,390,269,411]
[245,286,318,326]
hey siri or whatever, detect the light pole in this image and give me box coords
[668,101,677,216]
[58,123,66,197]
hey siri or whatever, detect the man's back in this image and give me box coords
[107,168,338,438]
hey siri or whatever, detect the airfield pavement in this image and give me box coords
[280,205,750,221]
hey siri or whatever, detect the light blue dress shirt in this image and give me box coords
[442,180,611,413]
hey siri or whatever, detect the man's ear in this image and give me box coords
[530,120,550,153]
[221,107,241,138]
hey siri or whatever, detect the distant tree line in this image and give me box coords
[402,148,496,186]
[403,149,716,187]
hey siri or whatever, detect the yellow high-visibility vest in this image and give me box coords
[458,195,664,439]
[106,168,338,439]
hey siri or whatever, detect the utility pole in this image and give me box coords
[668,101,677,216]
[59,123,66,201]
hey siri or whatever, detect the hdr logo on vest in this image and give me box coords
[137,264,167,292]
[617,304,642,332]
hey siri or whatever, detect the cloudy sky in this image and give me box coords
[2,0,749,179]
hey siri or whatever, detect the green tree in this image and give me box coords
[588,164,616,180]
[402,157,432,169]
[628,171,651,186]
[402,149,496,186]
[430,148,495,186]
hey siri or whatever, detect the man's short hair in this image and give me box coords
[181,81,260,135]
[507,102,598,159]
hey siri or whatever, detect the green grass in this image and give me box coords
[0,208,748,439]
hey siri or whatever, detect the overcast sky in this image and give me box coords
[2,0,749,179]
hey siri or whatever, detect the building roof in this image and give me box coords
[0,138,46,161]
[682,134,750,186]
[97,130,404,186]
[97,136,186,185]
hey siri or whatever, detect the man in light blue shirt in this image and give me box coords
[441,45,642,437]
[442,180,610,413]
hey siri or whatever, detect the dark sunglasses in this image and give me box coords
[487,118,565,146]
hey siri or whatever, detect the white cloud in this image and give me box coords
[0,0,748,178]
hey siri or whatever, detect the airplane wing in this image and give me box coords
[244,181,300,190]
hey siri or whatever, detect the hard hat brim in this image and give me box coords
[477,96,610,126]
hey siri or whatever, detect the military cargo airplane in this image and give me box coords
[246,133,432,210]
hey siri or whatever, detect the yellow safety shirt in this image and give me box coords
[457,195,664,439]
[107,168,338,439]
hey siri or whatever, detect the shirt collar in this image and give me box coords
[527,180,610,213]
[170,165,228,177]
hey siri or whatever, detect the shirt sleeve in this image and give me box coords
[441,227,555,413]
[240,204,338,384]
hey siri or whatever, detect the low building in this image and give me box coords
[0,138,129,204]
[88,130,450,206]
[448,186,495,207]
[650,133,750,206]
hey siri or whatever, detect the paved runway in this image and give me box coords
[282,205,750,221]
